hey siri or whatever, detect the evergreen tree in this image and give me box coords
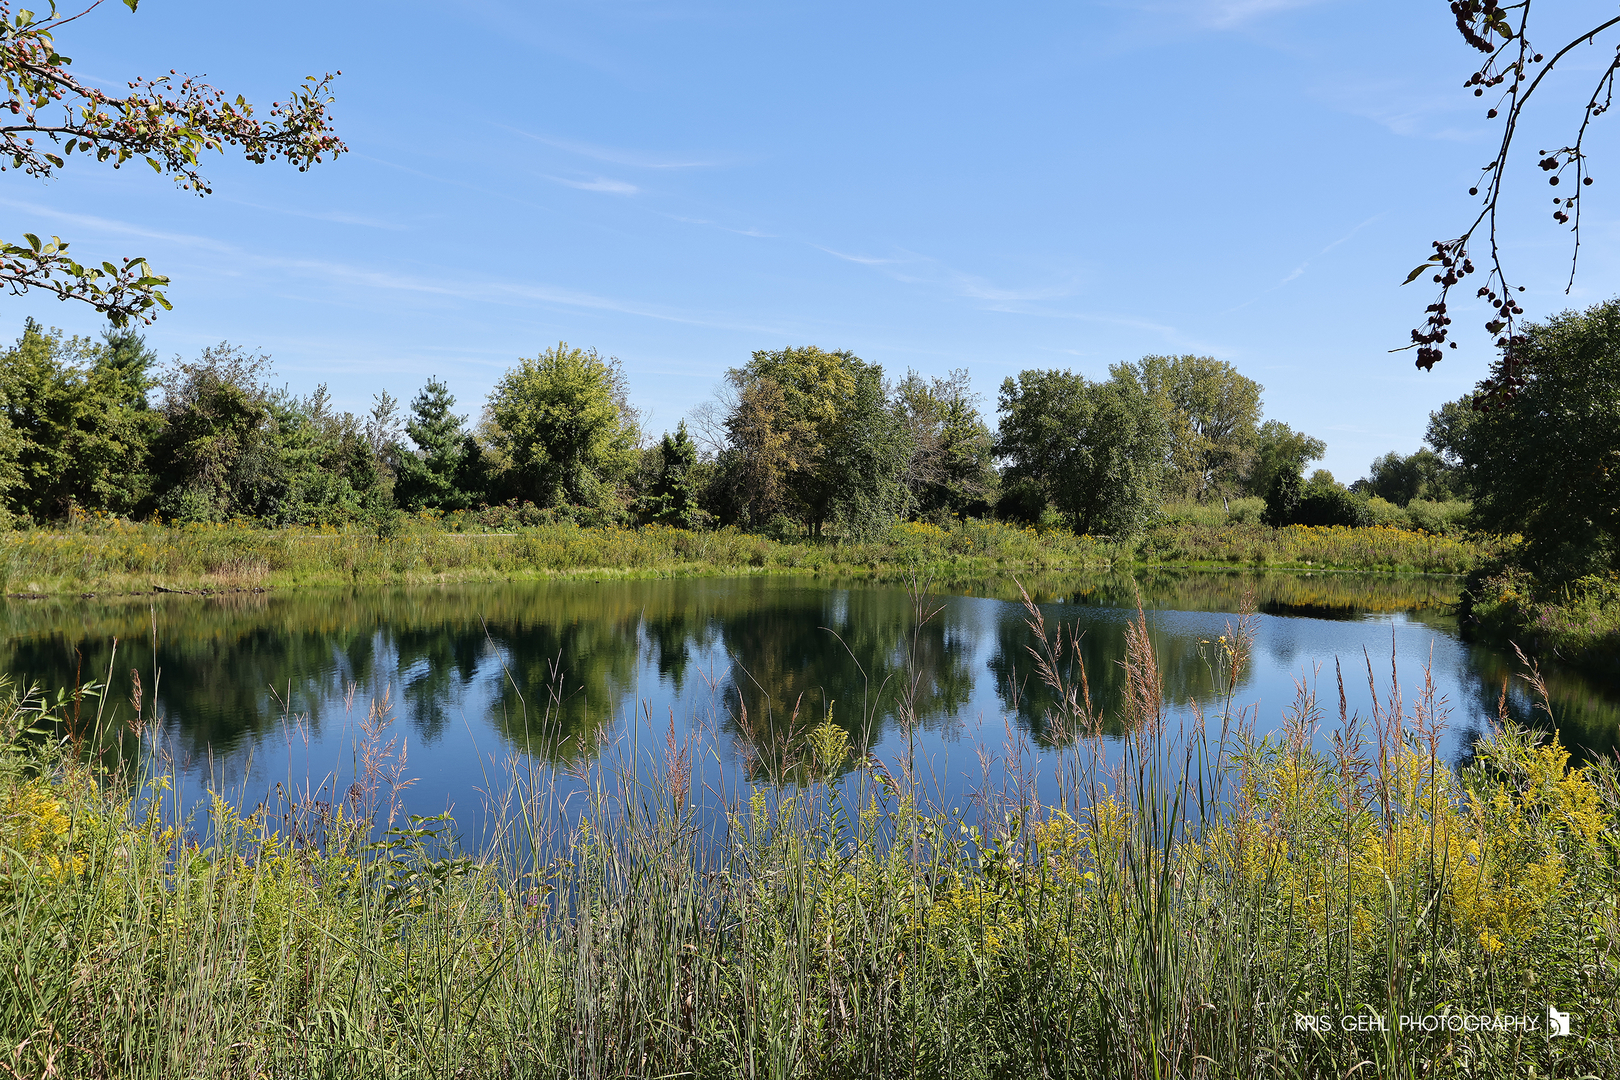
[645,421,701,527]
[394,378,477,511]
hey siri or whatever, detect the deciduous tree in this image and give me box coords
[994,369,1168,537]
[0,0,345,325]
[485,343,639,512]
[895,368,996,519]
[717,346,910,536]
[1116,354,1262,502]
[1448,298,1620,582]
[0,317,153,517]
[1407,2,1620,403]
[1245,420,1326,501]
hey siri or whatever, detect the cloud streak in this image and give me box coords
[505,127,725,169]
[544,175,640,195]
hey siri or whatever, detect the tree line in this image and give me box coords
[1,316,1556,543]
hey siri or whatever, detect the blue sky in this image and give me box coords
[7,0,1618,482]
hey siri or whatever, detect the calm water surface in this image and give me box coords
[3,571,1616,840]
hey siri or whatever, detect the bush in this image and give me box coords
[1223,496,1265,525]
[1403,498,1472,536]
[1294,485,1370,528]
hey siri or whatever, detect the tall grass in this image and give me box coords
[0,515,1502,598]
[0,517,1112,596]
[2,596,1615,1078]
[1134,520,1503,574]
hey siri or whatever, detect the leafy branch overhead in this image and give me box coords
[0,0,345,324]
[1406,1,1620,404]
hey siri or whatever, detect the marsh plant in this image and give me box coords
[0,593,1616,1079]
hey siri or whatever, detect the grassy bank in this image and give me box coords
[0,516,1504,597]
[1465,564,1620,679]
[3,604,1616,1078]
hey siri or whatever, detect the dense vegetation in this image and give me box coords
[0,325,1466,539]
[1432,299,1620,675]
[2,602,1615,1078]
[6,305,1618,674]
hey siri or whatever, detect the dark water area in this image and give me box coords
[3,571,1616,842]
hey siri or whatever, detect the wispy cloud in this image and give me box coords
[505,127,724,169]
[1112,0,1331,30]
[1318,78,1478,141]
[1223,213,1383,312]
[814,246,903,267]
[0,197,235,253]
[544,175,640,195]
[0,195,785,333]
[1200,0,1326,29]
[816,244,1080,303]
[667,214,774,239]
[221,198,408,230]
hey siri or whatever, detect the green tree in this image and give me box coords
[1261,469,1302,528]
[717,346,911,536]
[394,378,479,512]
[95,326,157,409]
[820,363,913,538]
[0,0,345,325]
[268,384,385,526]
[994,369,1168,536]
[485,343,639,512]
[1452,299,1620,582]
[150,344,277,522]
[1119,354,1263,501]
[895,368,997,519]
[1424,397,1478,489]
[150,357,387,526]
[1245,420,1326,499]
[0,318,154,518]
[643,420,702,528]
[1361,448,1461,506]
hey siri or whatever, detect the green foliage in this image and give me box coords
[0,1,344,325]
[0,319,156,519]
[1264,468,1369,528]
[894,368,997,519]
[1246,419,1326,499]
[1117,353,1263,501]
[1361,447,1463,506]
[1464,561,1620,678]
[95,326,157,409]
[641,420,705,528]
[994,368,1169,536]
[1451,299,1620,584]
[147,345,387,525]
[717,346,912,536]
[1261,467,1300,528]
[393,377,483,512]
[485,343,638,513]
[1424,396,1476,489]
[2,627,1614,1078]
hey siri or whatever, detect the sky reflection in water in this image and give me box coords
[1,573,1614,843]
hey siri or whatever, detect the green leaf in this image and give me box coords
[1402,260,1438,285]
[23,232,40,252]
[123,0,140,11]
[145,156,161,173]
[44,153,62,167]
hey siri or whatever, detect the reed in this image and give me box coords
[1,594,1615,1078]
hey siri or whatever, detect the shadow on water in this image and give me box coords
[0,569,1614,799]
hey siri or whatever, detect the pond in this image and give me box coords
[2,570,1616,842]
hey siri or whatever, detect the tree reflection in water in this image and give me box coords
[0,572,1612,815]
